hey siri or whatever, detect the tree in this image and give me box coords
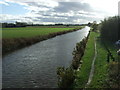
[91,21,98,32]
[88,22,92,27]
[2,23,8,28]
[15,21,27,27]
[100,16,120,42]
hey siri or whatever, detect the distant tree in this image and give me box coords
[15,21,27,27]
[2,23,8,28]
[55,23,63,26]
[66,24,69,27]
[2,23,15,28]
[88,22,92,27]
[91,21,98,32]
[7,23,15,27]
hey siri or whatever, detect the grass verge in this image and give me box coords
[87,38,108,88]
[73,32,98,88]
[88,36,119,88]
[74,31,119,88]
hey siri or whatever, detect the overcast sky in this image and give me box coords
[0,0,119,24]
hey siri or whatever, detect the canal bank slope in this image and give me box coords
[73,32,98,88]
[2,27,84,55]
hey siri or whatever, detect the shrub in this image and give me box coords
[100,16,120,42]
[57,67,75,88]
[107,62,120,88]
[71,38,87,69]
[56,32,90,88]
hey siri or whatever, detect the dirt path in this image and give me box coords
[85,38,97,88]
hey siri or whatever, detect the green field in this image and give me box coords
[2,27,75,38]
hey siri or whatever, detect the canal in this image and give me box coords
[2,26,90,88]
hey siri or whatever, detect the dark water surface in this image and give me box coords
[2,26,90,88]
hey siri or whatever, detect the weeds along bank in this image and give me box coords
[56,31,90,88]
[2,27,83,55]
[57,31,120,89]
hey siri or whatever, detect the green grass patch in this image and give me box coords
[2,27,75,38]
[103,41,118,61]
[74,31,118,88]
[74,32,98,88]
[87,35,117,88]
[88,39,108,88]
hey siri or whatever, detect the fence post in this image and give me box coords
[107,53,110,63]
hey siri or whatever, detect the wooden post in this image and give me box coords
[107,53,110,63]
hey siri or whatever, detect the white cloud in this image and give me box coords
[83,0,119,15]
[73,19,89,24]
[1,0,119,24]
[0,1,9,6]
[0,14,35,23]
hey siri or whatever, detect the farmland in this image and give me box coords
[2,27,76,38]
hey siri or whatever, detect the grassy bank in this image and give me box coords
[57,35,89,88]
[74,31,119,89]
[2,27,83,55]
[73,32,98,88]
[87,38,108,88]
[88,36,119,88]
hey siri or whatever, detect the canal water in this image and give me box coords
[2,26,90,88]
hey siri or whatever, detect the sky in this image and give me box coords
[0,0,119,24]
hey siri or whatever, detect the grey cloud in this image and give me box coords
[23,1,97,23]
[24,17,33,19]
[26,2,50,8]
[35,14,100,24]
[36,17,73,23]
[78,12,95,16]
[54,2,93,13]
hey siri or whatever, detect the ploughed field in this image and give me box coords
[2,27,75,38]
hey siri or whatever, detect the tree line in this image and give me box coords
[1,22,89,28]
[2,22,27,28]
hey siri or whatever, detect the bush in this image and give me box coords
[71,38,87,69]
[57,67,75,88]
[107,62,120,88]
[56,32,90,88]
[100,16,120,42]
